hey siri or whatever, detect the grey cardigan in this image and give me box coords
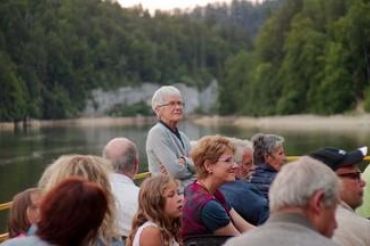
[146,122,195,187]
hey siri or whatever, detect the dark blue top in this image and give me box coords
[201,200,231,232]
[250,163,278,200]
[220,180,269,225]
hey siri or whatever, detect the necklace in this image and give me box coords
[196,180,213,194]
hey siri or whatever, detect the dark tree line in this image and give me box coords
[5,0,369,120]
[0,0,280,121]
[219,0,370,115]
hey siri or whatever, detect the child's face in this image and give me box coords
[163,182,184,219]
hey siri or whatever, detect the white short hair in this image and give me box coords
[227,137,252,164]
[151,86,182,112]
[269,156,340,212]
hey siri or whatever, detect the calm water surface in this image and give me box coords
[1,120,370,231]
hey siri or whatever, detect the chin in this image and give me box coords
[225,175,236,182]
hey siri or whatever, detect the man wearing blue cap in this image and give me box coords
[310,146,370,246]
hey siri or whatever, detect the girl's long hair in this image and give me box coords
[38,154,119,244]
[7,188,40,238]
[127,175,181,246]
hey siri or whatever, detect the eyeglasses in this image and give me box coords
[337,171,362,181]
[158,101,185,108]
[218,156,236,165]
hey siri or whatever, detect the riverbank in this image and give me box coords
[0,116,157,131]
[192,114,370,132]
[2,114,370,132]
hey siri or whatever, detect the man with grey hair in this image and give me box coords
[225,156,339,246]
[102,137,140,239]
[220,138,269,225]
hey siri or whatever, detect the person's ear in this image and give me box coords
[154,107,161,118]
[309,190,325,214]
[134,158,139,174]
[204,160,214,175]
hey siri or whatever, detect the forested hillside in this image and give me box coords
[0,0,278,121]
[2,0,369,121]
[220,0,370,115]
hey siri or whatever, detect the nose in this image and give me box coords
[178,193,184,204]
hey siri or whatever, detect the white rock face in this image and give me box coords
[83,81,218,116]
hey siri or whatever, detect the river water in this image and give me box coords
[1,120,370,231]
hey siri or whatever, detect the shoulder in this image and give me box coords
[148,123,166,134]
[224,222,335,246]
[139,224,162,246]
[147,123,169,142]
[1,236,50,246]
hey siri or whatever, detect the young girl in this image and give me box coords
[7,188,41,238]
[127,175,184,246]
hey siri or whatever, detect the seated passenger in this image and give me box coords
[310,146,370,245]
[1,178,108,246]
[182,135,254,240]
[38,154,122,245]
[250,133,286,200]
[356,163,370,218]
[220,138,269,225]
[102,137,140,239]
[7,188,41,238]
[127,175,183,246]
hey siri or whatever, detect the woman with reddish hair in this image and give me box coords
[182,135,254,242]
[1,177,108,246]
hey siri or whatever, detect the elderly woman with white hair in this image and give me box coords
[146,85,195,188]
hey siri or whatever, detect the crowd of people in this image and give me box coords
[2,85,370,246]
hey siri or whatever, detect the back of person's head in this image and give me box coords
[127,175,180,246]
[102,137,138,174]
[191,135,235,179]
[252,133,284,164]
[8,188,41,238]
[38,154,118,243]
[151,85,182,112]
[37,178,108,246]
[38,155,111,192]
[269,156,340,213]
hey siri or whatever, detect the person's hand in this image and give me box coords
[178,156,186,166]
[159,164,168,175]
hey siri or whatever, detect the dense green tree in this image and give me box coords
[0,52,27,121]
[277,14,326,114]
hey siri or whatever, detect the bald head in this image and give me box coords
[102,138,139,177]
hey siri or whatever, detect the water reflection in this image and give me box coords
[1,121,370,231]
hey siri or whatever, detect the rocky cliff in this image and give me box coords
[83,81,218,116]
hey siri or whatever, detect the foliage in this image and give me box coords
[3,0,370,118]
[0,0,278,121]
[218,0,370,115]
[108,101,151,116]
